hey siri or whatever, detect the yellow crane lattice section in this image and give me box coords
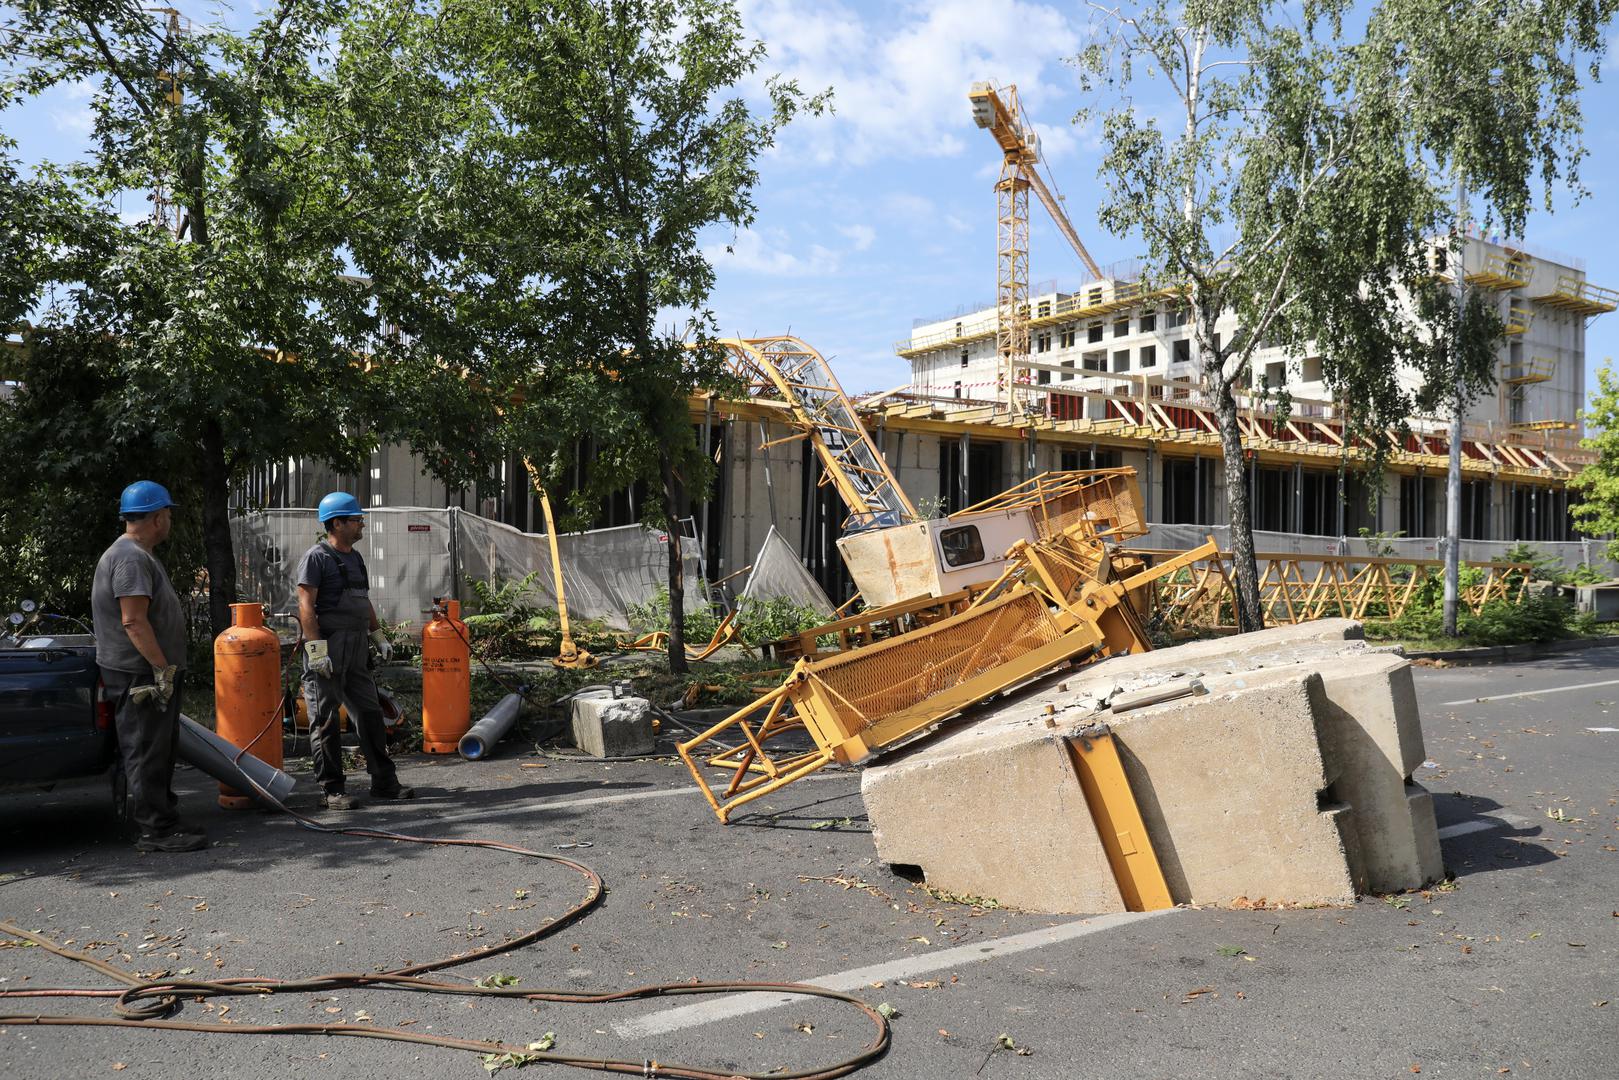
[713,336,917,531]
[1138,549,1532,633]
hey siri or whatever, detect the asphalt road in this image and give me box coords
[2,646,1616,1080]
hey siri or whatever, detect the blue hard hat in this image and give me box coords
[119,480,176,515]
[318,491,366,523]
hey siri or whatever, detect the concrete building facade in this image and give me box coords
[234,235,1610,602]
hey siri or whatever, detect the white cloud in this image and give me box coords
[837,223,876,250]
[705,227,841,276]
[1030,118,1082,163]
[740,0,1085,166]
[51,108,94,135]
[879,192,936,221]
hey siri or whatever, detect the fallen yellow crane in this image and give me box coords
[677,519,1216,818]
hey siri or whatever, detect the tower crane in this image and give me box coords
[968,81,1103,414]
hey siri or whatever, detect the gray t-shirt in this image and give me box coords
[91,535,188,673]
[294,540,375,635]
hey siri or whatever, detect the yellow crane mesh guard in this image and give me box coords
[678,587,1097,822]
[951,468,1147,543]
[800,588,1067,745]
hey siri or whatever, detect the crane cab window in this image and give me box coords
[938,525,986,567]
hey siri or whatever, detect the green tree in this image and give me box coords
[1571,360,1619,552]
[2,2,404,637]
[1356,0,1615,631]
[344,0,822,672]
[1078,0,1614,633]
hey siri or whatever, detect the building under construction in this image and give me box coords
[249,235,1609,604]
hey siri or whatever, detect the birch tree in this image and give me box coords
[1079,0,1614,633]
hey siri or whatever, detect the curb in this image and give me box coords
[1402,635,1619,665]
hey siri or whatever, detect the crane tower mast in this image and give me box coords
[969,81,1103,414]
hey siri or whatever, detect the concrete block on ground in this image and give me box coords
[1314,655,1445,892]
[1100,667,1359,907]
[864,665,1362,911]
[570,690,655,757]
[864,725,1125,914]
[859,623,1435,913]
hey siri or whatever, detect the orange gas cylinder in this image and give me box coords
[214,602,284,809]
[421,598,470,753]
[290,686,403,734]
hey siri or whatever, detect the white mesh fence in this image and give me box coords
[231,507,703,631]
[455,513,703,630]
[739,527,836,618]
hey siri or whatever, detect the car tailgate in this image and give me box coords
[0,647,108,785]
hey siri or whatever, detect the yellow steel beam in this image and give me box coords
[1066,726,1173,911]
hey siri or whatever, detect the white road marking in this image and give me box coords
[1586,727,1619,733]
[610,909,1174,1039]
[1442,677,1619,706]
[1438,821,1496,839]
[1437,810,1533,840]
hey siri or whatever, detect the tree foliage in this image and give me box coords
[1,2,410,637]
[335,0,822,670]
[1078,0,1614,630]
[2,0,810,667]
[1570,361,1619,555]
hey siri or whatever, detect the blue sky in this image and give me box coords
[7,0,1618,404]
[708,0,1619,400]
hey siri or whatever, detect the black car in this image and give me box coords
[0,633,121,807]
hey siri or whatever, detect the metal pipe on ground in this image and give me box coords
[459,691,527,761]
[177,714,297,804]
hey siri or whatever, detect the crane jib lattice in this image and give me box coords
[710,336,917,531]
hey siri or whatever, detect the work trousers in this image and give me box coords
[100,667,185,837]
[301,628,398,795]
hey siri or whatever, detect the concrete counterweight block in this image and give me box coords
[863,726,1125,914]
[570,689,655,757]
[861,622,1443,913]
[1314,655,1445,893]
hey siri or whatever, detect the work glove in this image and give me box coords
[369,628,394,663]
[129,664,178,707]
[304,639,334,678]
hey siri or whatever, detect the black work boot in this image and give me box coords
[134,829,207,853]
[369,784,416,801]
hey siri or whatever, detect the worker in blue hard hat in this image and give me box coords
[90,481,206,852]
[293,491,413,810]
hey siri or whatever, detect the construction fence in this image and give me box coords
[230,507,707,631]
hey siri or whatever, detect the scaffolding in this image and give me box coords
[1464,250,1532,290]
[1531,275,1619,316]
